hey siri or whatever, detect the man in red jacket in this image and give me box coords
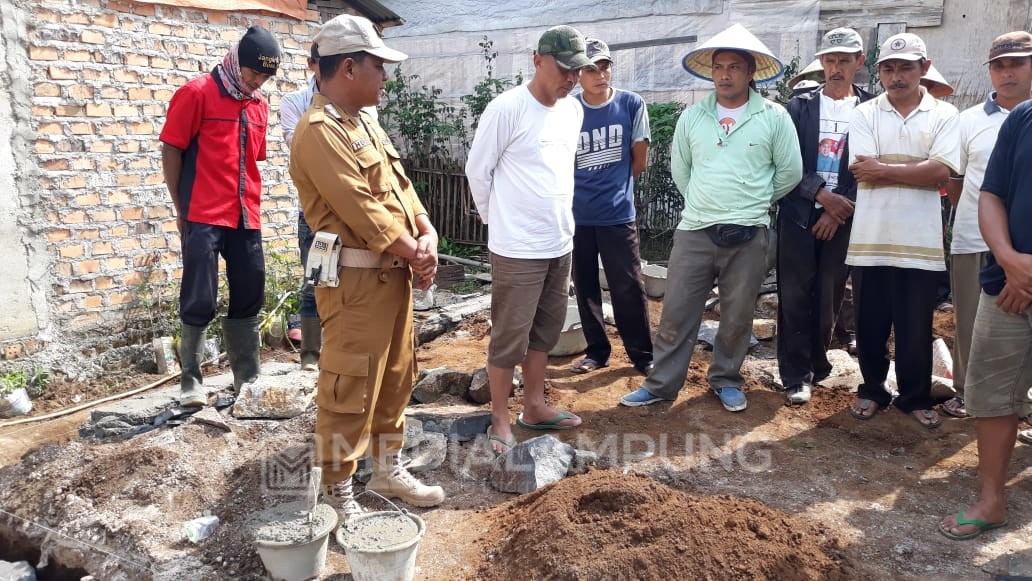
[160,26,281,407]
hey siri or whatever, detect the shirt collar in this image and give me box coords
[313,93,358,126]
[875,86,936,114]
[984,91,1004,115]
[308,75,318,93]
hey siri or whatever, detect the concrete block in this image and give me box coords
[489,435,575,494]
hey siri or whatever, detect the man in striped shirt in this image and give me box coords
[844,32,960,428]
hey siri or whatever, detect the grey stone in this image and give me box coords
[0,560,35,581]
[411,368,474,404]
[566,449,599,476]
[490,435,575,494]
[153,406,200,427]
[353,456,372,484]
[404,432,448,473]
[190,408,232,432]
[466,367,522,405]
[602,300,615,325]
[89,394,176,427]
[755,293,779,318]
[752,318,776,340]
[406,404,492,442]
[825,349,860,378]
[930,375,958,402]
[403,418,424,449]
[981,550,1032,578]
[83,416,135,438]
[696,320,758,349]
[231,378,313,419]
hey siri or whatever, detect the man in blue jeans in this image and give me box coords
[281,44,324,370]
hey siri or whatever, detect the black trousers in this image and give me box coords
[776,214,852,386]
[571,223,652,368]
[179,222,265,327]
[853,265,938,412]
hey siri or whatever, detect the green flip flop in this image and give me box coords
[486,427,516,458]
[938,511,1009,541]
[516,411,580,431]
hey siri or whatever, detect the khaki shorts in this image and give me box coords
[964,291,1032,418]
[487,252,572,368]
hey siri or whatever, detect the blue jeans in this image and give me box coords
[298,215,319,318]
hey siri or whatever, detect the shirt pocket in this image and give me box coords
[316,350,371,414]
[355,145,391,198]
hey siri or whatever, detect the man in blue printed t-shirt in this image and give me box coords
[569,38,654,377]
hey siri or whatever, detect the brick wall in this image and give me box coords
[14,0,323,368]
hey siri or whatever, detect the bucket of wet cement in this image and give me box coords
[335,511,426,581]
[248,501,338,581]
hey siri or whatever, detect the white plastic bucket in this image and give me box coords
[336,511,426,581]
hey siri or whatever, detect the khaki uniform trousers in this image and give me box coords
[314,265,415,485]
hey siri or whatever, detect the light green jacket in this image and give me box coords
[671,90,802,230]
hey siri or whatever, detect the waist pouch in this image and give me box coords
[704,224,758,248]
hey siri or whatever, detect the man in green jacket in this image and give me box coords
[620,24,802,411]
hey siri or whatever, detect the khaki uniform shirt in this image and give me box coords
[290,93,426,252]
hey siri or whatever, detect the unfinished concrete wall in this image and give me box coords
[0,0,45,353]
[1,0,322,377]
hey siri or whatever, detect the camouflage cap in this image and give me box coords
[537,25,592,70]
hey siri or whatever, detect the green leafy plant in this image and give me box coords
[0,367,50,399]
[759,55,801,106]
[259,250,302,347]
[379,66,467,163]
[460,37,523,133]
[438,236,482,259]
[865,44,882,95]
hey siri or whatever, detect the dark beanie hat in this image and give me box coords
[238,26,281,75]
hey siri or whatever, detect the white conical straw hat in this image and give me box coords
[682,23,785,83]
[788,58,824,88]
[920,63,954,98]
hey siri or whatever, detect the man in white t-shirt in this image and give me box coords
[845,33,961,428]
[777,28,873,405]
[465,26,591,454]
[941,31,1032,420]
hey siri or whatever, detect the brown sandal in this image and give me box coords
[849,398,881,420]
[571,358,607,374]
[941,397,969,418]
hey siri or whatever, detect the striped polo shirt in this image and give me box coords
[845,89,960,271]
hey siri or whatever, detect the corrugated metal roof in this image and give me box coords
[347,0,404,27]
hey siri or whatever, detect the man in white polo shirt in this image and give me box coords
[466,26,591,454]
[941,32,1032,420]
[845,32,960,429]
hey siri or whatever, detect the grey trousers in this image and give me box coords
[645,227,769,399]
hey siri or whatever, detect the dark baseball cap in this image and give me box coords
[537,25,592,70]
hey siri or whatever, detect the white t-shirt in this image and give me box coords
[846,89,960,271]
[951,96,1009,255]
[465,84,584,259]
[716,102,747,136]
[816,91,858,192]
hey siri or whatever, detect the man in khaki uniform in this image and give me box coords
[289,14,444,518]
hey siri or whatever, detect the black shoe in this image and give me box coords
[635,362,655,376]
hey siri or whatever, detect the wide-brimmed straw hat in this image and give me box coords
[920,63,954,98]
[682,23,784,82]
[788,58,824,88]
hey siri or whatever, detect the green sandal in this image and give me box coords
[938,511,1008,541]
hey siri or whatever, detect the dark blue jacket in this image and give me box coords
[780,84,875,230]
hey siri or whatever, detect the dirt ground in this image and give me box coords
[0,301,1029,580]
